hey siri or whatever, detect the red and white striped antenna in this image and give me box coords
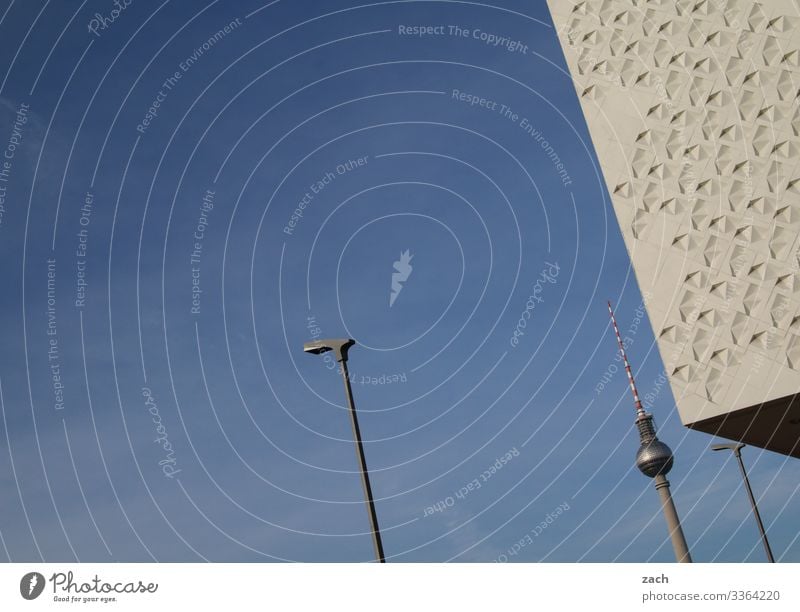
[607,300,646,419]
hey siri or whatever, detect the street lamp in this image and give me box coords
[711,442,775,563]
[303,338,386,562]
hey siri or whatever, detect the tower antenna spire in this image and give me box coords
[607,300,646,419]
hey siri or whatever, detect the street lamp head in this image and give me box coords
[711,442,745,453]
[303,338,356,362]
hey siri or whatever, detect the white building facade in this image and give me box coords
[547,0,800,457]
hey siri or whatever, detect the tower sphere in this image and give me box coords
[636,440,674,478]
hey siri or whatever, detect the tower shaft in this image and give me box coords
[654,475,692,563]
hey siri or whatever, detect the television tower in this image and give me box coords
[607,301,692,563]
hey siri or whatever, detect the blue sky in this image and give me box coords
[0,0,798,562]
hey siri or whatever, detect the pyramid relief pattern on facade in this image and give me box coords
[548,0,800,420]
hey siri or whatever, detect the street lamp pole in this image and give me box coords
[304,338,386,562]
[711,443,775,563]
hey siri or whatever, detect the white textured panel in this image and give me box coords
[547,0,800,424]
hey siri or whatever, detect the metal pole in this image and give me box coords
[338,358,386,563]
[654,474,692,563]
[733,447,775,563]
